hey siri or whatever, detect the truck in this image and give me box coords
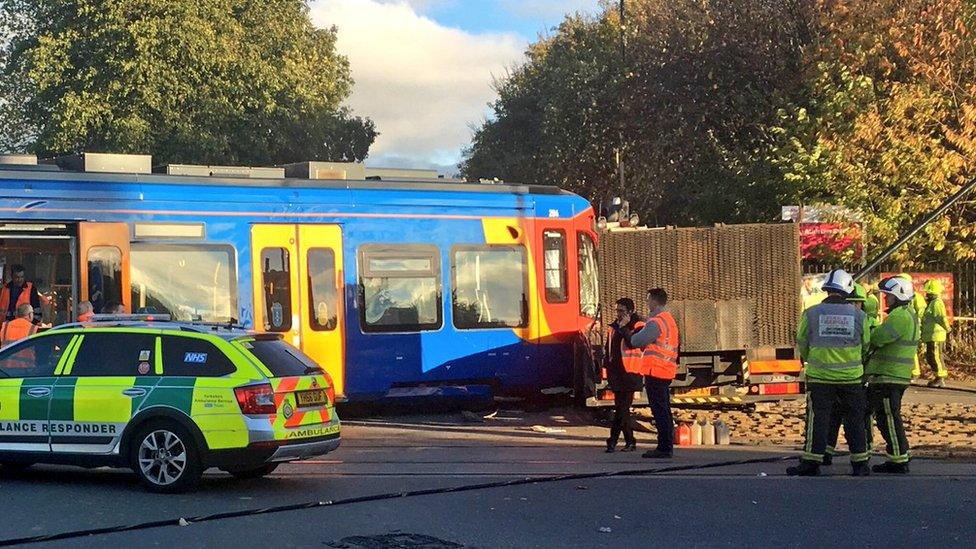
[589,222,804,406]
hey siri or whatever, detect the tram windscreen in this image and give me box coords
[130,244,237,322]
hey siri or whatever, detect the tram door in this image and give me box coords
[79,222,131,314]
[250,225,346,396]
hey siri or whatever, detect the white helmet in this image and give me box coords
[822,269,855,295]
[879,277,914,303]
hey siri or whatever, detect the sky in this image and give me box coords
[308,0,602,174]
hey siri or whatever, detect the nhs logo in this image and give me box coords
[184,352,208,364]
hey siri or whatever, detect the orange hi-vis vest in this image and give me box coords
[0,282,33,318]
[621,311,680,380]
[0,317,36,347]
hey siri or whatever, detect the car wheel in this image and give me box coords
[130,421,203,493]
[226,463,279,480]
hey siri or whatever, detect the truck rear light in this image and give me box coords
[235,384,277,415]
[749,360,803,374]
[758,382,801,395]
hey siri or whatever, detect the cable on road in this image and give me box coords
[0,454,792,547]
[909,382,976,396]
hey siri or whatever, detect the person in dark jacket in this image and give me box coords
[604,298,644,452]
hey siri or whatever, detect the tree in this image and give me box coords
[462,0,816,226]
[0,0,376,165]
[769,0,976,264]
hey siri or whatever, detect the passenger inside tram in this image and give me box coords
[0,235,73,327]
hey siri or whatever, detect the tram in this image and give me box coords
[0,153,599,403]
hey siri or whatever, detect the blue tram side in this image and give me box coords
[0,155,600,403]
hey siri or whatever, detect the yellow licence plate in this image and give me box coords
[295,389,327,407]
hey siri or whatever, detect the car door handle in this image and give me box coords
[122,388,147,398]
[26,387,51,398]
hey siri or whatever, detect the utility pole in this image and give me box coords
[616,0,627,198]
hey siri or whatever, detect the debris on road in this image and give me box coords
[598,527,612,533]
[526,425,567,434]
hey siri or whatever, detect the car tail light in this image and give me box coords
[235,384,276,415]
[320,370,336,405]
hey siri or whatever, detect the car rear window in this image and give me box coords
[241,339,322,377]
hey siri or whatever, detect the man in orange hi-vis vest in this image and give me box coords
[620,288,680,459]
[0,264,41,327]
[0,303,38,349]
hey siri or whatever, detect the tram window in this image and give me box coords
[452,246,528,329]
[577,232,599,318]
[88,246,123,314]
[307,248,338,331]
[260,248,292,332]
[359,245,441,333]
[542,230,568,303]
[130,244,237,323]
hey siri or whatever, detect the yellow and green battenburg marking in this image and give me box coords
[2,330,338,451]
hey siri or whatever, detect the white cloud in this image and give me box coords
[500,0,598,19]
[310,0,525,170]
[374,0,449,12]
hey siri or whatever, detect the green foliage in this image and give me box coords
[769,0,976,264]
[0,0,376,164]
[462,0,816,226]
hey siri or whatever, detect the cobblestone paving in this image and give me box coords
[634,399,976,459]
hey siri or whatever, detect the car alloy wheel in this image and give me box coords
[138,430,188,486]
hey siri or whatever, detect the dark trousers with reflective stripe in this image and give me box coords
[827,384,874,455]
[803,382,868,464]
[869,383,910,464]
[924,342,948,378]
[644,377,673,453]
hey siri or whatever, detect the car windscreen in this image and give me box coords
[240,339,322,377]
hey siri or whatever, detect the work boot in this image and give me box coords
[927,378,946,388]
[786,460,820,477]
[642,449,673,459]
[872,461,910,474]
[851,462,871,477]
[822,453,833,466]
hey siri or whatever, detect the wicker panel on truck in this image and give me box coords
[598,223,800,350]
[671,300,718,352]
[591,222,802,407]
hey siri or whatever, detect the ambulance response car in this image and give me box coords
[0,317,340,492]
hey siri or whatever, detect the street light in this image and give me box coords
[616,0,627,197]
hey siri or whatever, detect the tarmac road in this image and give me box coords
[1,420,974,548]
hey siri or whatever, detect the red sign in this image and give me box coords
[799,223,863,260]
[878,272,954,320]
